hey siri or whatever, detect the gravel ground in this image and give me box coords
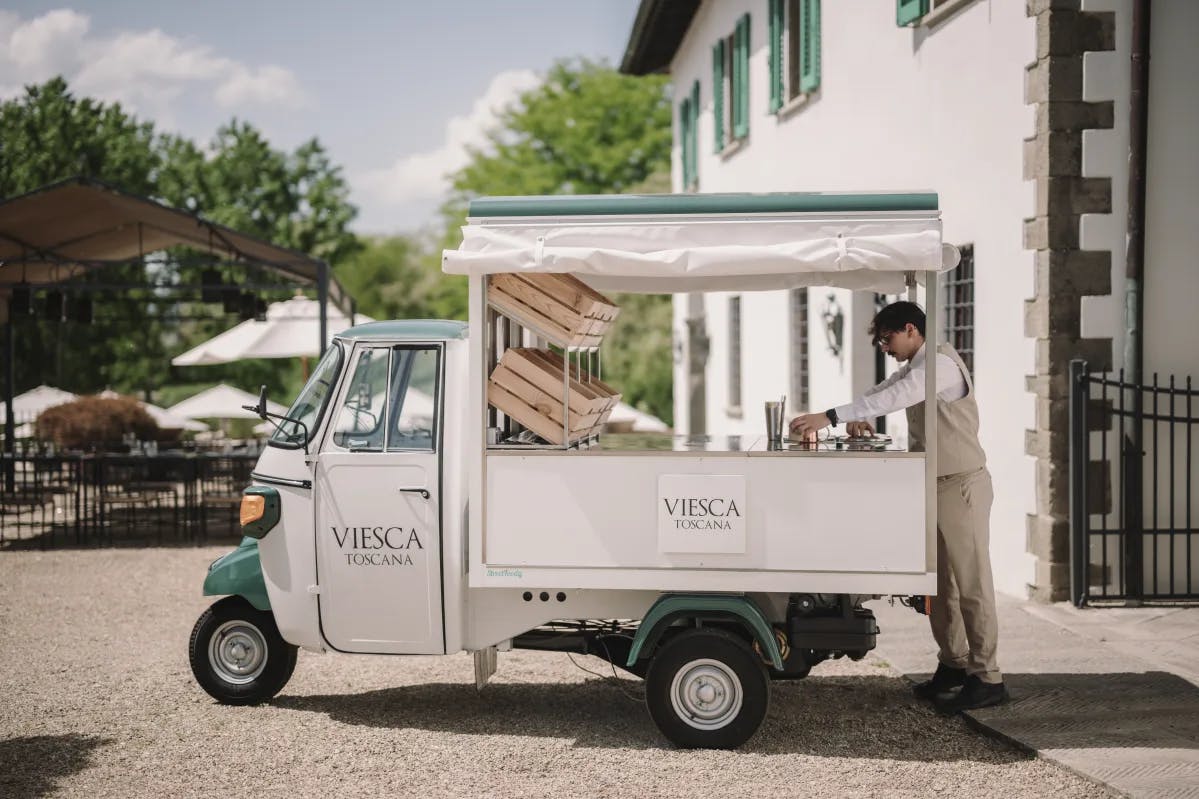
[0,548,1114,799]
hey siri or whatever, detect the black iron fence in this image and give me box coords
[1070,360,1197,605]
[0,451,257,548]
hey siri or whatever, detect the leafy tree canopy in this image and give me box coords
[2,78,357,405]
[445,59,675,423]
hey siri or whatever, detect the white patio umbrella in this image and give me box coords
[167,384,287,422]
[0,385,77,424]
[171,295,372,367]
[98,390,209,432]
[605,402,670,433]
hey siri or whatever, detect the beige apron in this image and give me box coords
[906,344,1001,683]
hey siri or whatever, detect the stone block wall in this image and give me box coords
[1022,0,1116,601]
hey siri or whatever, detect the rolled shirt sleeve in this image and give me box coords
[833,346,968,423]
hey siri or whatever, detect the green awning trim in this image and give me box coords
[337,320,468,341]
[468,192,939,218]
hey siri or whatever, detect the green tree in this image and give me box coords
[1,79,361,408]
[159,121,361,403]
[0,78,166,397]
[444,59,675,424]
[337,234,432,321]
[448,59,671,201]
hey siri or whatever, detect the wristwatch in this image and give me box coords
[825,407,839,426]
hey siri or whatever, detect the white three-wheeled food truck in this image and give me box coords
[189,192,959,748]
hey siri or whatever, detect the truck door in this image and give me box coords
[314,343,445,654]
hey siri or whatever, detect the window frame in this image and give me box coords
[941,243,975,376]
[679,80,700,189]
[269,340,343,450]
[788,288,809,411]
[714,14,751,153]
[769,0,820,115]
[326,342,443,455]
[385,344,443,453]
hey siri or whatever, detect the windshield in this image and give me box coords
[269,342,344,447]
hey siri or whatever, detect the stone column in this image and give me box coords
[1023,0,1116,600]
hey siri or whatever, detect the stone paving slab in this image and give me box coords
[872,596,1199,799]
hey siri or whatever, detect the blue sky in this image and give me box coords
[0,1,643,233]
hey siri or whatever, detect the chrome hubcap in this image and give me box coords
[209,620,268,684]
[670,658,743,730]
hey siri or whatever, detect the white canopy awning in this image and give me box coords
[0,385,77,423]
[167,384,288,421]
[443,203,960,294]
[173,295,373,367]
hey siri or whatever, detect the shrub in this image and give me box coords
[35,396,162,451]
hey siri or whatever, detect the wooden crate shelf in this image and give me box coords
[487,272,620,349]
[487,348,622,445]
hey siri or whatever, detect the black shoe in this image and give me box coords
[912,663,967,701]
[935,675,1009,715]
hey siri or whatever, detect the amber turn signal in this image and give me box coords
[240,494,266,527]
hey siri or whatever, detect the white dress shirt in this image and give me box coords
[833,344,968,423]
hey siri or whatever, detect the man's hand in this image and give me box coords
[789,412,831,440]
[846,421,875,438]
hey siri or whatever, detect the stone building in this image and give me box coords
[621,0,1198,600]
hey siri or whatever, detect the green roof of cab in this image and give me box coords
[467,191,939,218]
[337,319,468,342]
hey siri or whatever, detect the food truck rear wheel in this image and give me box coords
[189,596,298,705]
[645,629,769,749]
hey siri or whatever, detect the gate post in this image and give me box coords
[1069,359,1089,607]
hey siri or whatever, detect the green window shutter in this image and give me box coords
[769,0,783,113]
[678,97,692,187]
[897,0,927,26]
[799,0,821,93]
[733,13,750,138]
[712,40,725,152]
[689,81,700,182]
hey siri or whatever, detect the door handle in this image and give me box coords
[399,487,430,499]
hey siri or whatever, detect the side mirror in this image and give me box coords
[241,385,268,420]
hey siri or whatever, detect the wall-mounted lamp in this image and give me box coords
[821,293,844,358]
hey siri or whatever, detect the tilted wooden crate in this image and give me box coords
[487,273,620,348]
[487,348,622,445]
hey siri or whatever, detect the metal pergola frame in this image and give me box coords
[0,176,353,464]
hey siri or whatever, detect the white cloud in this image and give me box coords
[355,68,541,220]
[0,9,308,119]
[215,64,306,109]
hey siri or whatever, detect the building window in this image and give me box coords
[942,243,974,374]
[769,0,820,112]
[789,288,809,410]
[728,295,742,412]
[678,80,699,189]
[713,13,750,151]
[897,0,973,27]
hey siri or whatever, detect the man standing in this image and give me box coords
[790,301,1008,713]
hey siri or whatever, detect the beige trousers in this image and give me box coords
[931,467,1002,684]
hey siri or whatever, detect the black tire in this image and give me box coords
[645,628,769,749]
[189,596,297,705]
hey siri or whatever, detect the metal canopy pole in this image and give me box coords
[922,270,938,576]
[4,306,15,491]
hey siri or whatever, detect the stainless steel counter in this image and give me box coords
[488,432,914,456]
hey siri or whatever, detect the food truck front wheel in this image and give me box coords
[645,628,769,749]
[189,596,298,705]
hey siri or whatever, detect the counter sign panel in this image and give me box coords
[657,474,746,554]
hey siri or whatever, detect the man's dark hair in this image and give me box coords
[868,301,926,340]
